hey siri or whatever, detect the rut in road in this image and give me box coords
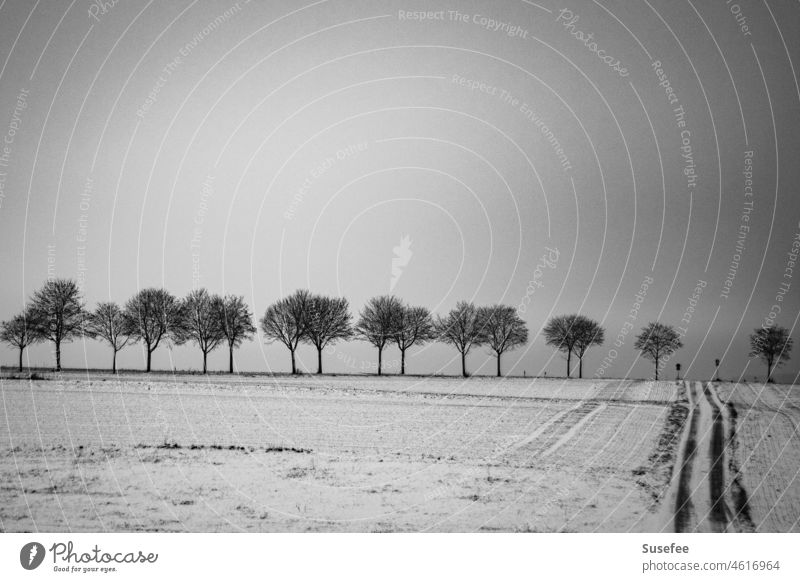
[703,383,730,532]
[674,381,700,532]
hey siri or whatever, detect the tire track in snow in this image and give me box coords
[539,403,607,458]
[672,382,732,532]
[505,402,586,453]
[703,382,731,532]
[674,381,700,532]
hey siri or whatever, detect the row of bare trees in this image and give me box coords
[260,293,529,377]
[1,278,792,380]
[0,280,255,374]
[259,289,350,375]
[0,280,531,376]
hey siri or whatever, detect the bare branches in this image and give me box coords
[28,279,86,371]
[480,305,529,377]
[634,322,683,381]
[215,295,256,373]
[436,301,486,377]
[1,310,38,371]
[85,302,133,372]
[542,314,579,378]
[183,289,226,374]
[572,316,604,379]
[356,295,403,375]
[749,326,793,382]
[123,288,186,372]
[303,294,352,374]
[260,289,311,375]
[393,305,435,374]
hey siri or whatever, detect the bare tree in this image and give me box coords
[356,295,403,375]
[260,289,310,374]
[542,314,582,378]
[28,278,86,371]
[1,310,38,372]
[303,294,352,374]
[436,301,487,377]
[85,302,133,373]
[183,289,226,374]
[634,322,683,381]
[215,295,256,373]
[393,305,435,375]
[749,325,793,383]
[479,305,528,377]
[572,316,605,379]
[123,288,186,372]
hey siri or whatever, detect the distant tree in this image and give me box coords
[215,295,256,373]
[572,316,605,379]
[542,314,582,378]
[260,289,310,374]
[183,289,226,374]
[85,302,133,373]
[303,294,352,374]
[1,310,37,372]
[28,278,86,371]
[393,305,436,375]
[634,322,683,381]
[479,305,529,377]
[749,325,793,383]
[356,295,403,375]
[436,301,487,377]
[123,288,186,372]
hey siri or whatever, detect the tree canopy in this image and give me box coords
[1,310,38,371]
[436,301,486,377]
[260,289,311,374]
[216,294,256,373]
[123,288,186,372]
[479,305,528,377]
[392,304,436,375]
[749,325,793,383]
[356,295,403,375]
[303,294,352,374]
[634,322,683,381]
[85,302,133,373]
[28,279,86,371]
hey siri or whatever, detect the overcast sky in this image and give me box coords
[1,0,799,380]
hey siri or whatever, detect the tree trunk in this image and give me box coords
[767,358,773,383]
[377,347,383,376]
[461,351,467,377]
[55,341,62,372]
[146,348,152,372]
[400,348,406,375]
[290,349,296,375]
[654,355,659,381]
[112,349,117,374]
[496,352,502,377]
[578,356,583,379]
[566,350,571,378]
[203,351,208,374]
[18,346,23,372]
[317,347,323,374]
[229,344,234,374]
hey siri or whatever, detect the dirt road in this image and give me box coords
[667,382,732,532]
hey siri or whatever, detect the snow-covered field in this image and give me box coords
[715,382,800,532]
[3,373,790,532]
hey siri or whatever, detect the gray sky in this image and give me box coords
[1,0,799,380]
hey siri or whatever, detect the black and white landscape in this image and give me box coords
[0,1,799,533]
